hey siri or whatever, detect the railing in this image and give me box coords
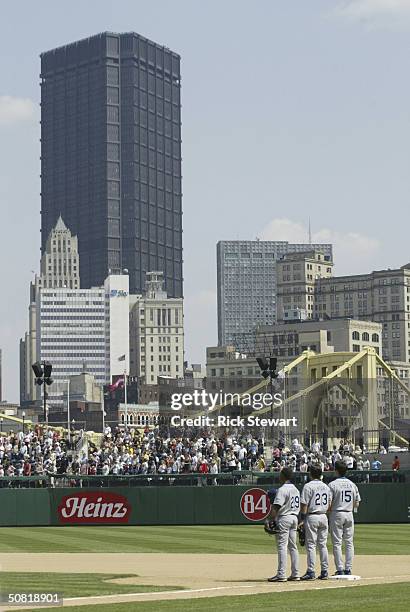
[0,469,408,489]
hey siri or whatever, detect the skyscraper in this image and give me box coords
[20,216,130,408]
[20,217,80,404]
[40,32,183,297]
[217,240,333,346]
[40,215,80,289]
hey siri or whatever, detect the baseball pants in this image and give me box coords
[275,515,299,579]
[330,512,354,572]
[305,514,329,574]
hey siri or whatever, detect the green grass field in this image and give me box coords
[15,583,410,612]
[1,524,409,555]
[0,572,181,597]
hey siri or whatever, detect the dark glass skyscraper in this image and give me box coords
[40,32,183,296]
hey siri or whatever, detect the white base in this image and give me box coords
[330,575,361,581]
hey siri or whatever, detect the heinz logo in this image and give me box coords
[58,492,131,524]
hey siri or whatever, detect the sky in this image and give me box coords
[1,0,410,403]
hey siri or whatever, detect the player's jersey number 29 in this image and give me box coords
[290,495,300,510]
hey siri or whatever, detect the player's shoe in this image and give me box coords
[333,571,344,576]
[268,576,287,582]
[287,575,300,581]
[300,572,315,581]
[318,571,328,580]
[344,569,352,575]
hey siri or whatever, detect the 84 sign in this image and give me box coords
[240,488,270,521]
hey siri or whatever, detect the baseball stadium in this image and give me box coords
[1,348,410,611]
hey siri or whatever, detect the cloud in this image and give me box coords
[331,0,410,28]
[0,96,37,126]
[259,218,381,275]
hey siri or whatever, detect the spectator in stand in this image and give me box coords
[392,455,400,471]
[198,459,209,486]
[392,455,400,483]
[371,457,382,470]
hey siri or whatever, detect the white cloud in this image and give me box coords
[0,95,36,126]
[259,217,381,275]
[331,0,410,27]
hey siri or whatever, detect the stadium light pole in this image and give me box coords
[66,379,70,443]
[256,356,278,418]
[32,361,53,425]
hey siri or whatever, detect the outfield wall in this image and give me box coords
[0,483,409,526]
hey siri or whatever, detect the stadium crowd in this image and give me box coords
[0,423,400,480]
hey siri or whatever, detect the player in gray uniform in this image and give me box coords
[329,460,361,575]
[266,467,300,582]
[299,464,332,580]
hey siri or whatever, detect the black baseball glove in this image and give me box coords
[264,519,279,536]
[297,523,306,546]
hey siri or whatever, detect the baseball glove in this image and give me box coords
[297,523,306,546]
[264,519,279,536]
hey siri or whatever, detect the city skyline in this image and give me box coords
[2,0,410,402]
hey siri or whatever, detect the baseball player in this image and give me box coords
[299,464,332,580]
[266,467,300,582]
[329,460,361,575]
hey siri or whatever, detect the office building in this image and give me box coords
[20,218,130,408]
[217,240,333,346]
[40,31,183,297]
[20,218,81,404]
[313,265,410,363]
[207,318,381,392]
[39,215,80,289]
[277,258,410,363]
[36,274,129,407]
[129,271,184,384]
[254,318,382,357]
[276,250,333,322]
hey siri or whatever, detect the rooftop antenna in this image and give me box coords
[308,217,312,246]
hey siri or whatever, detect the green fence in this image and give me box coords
[0,469,408,488]
[0,481,409,526]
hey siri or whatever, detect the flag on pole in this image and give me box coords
[108,376,125,392]
[118,354,126,362]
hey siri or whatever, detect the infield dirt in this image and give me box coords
[1,553,410,609]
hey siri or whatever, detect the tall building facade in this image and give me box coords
[40,32,183,297]
[276,261,410,363]
[20,217,81,404]
[35,274,129,408]
[314,265,410,363]
[20,219,130,407]
[276,250,333,322]
[40,216,80,289]
[129,271,184,384]
[217,240,333,346]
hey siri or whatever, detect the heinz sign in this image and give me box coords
[58,492,131,524]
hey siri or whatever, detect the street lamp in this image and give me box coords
[32,361,53,424]
[0,417,3,433]
[22,411,26,434]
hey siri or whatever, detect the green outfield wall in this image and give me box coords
[0,483,409,526]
